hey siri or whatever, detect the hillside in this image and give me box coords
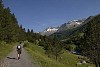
[49,16,94,40]
[58,19,85,32]
[24,42,95,67]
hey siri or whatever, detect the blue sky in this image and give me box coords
[3,0,100,32]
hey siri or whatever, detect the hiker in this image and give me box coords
[16,42,22,60]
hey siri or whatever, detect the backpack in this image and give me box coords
[17,45,21,50]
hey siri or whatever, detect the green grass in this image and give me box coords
[24,42,95,67]
[0,41,14,60]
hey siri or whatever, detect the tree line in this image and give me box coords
[0,1,40,43]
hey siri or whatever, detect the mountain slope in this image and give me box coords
[49,16,94,40]
[40,19,85,36]
[24,42,94,67]
[58,19,85,32]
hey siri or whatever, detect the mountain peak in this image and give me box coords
[58,19,85,32]
[40,19,86,36]
[40,27,59,36]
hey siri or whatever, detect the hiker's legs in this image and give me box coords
[17,50,21,60]
[18,54,20,59]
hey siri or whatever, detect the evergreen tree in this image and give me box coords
[0,1,27,42]
[45,36,63,60]
[81,15,100,67]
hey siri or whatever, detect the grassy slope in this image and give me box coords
[0,41,14,60]
[24,42,95,67]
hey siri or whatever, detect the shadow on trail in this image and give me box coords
[7,57,17,60]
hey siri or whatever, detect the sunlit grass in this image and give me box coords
[0,41,14,60]
[24,42,95,67]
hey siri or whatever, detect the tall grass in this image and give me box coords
[0,41,14,60]
[24,42,95,67]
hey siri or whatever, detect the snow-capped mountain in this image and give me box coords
[44,27,58,32]
[40,27,59,36]
[40,19,86,36]
[58,19,85,32]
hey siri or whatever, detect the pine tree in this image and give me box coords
[81,15,100,67]
[0,1,27,42]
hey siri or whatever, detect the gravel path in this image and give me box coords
[0,46,35,67]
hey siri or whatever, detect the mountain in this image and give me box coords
[49,16,94,40]
[40,27,59,36]
[40,15,94,37]
[58,19,85,32]
[40,19,85,36]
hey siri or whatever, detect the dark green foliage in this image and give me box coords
[44,37,64,60]
[26,29,42,43]
[80,15,100,67]
[36,34,64,60]
[0,2,26,42]
[49,16,95,54]
[0,1,49,44]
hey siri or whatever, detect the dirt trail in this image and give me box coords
[0,45,35,67]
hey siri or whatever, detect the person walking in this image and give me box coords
[16,42,22,60]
